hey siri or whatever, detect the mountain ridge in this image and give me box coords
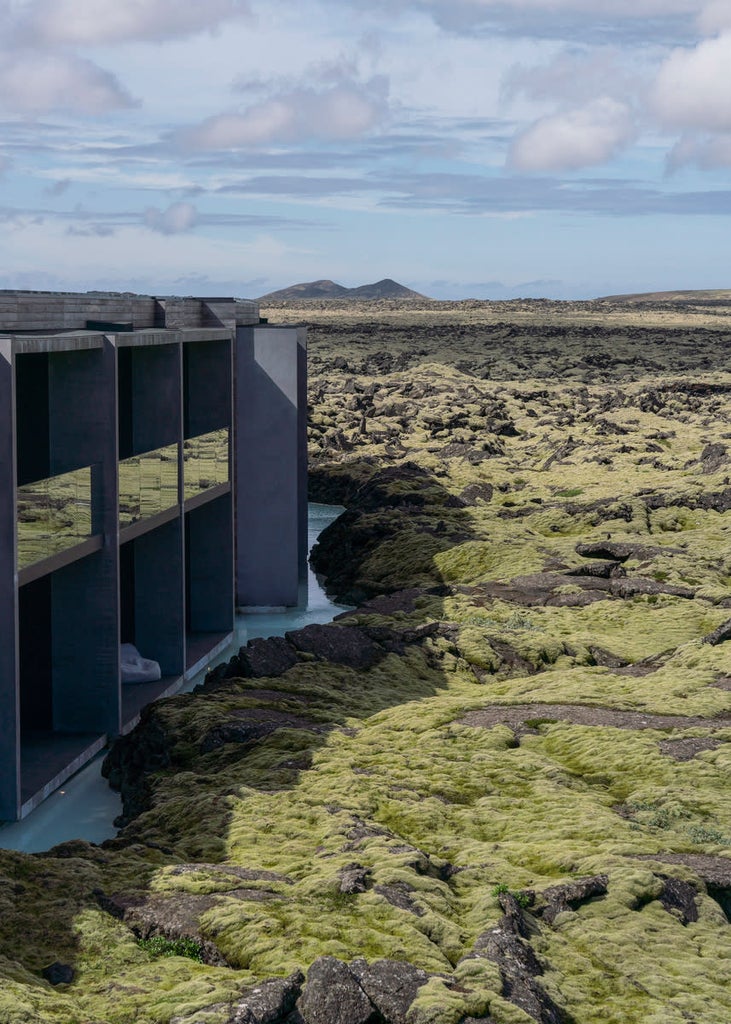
[258,278,427,301]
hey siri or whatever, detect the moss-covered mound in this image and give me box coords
[1,298,730,1024]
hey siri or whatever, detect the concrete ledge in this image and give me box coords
[121,675,185,735]
[185,632,233,679]
[12,334,105,354]
[182,482,231,514]
[236,605,288,613]
[18,535,104,587]
[119,505,180,545]
[19,733,108,819]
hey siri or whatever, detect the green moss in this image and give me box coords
[5,307,731,1022]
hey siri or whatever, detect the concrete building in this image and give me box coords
[0,291,307,822]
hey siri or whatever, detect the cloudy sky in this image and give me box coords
[1,0,730,299]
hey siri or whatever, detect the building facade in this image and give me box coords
[0,291,307,822]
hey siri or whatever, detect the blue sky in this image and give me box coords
[1,0,730,299]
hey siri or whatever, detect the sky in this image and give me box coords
[1,0,730,300]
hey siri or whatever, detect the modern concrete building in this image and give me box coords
[0,291,307,822]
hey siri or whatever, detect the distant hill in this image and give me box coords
[598,288,731,304]
[258,278,428,301]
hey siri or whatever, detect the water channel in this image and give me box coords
[0,503,348,854]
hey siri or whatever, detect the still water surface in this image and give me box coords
[0,503,347,853]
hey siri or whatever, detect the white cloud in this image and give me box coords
[509,97,635,170]
[503,47,647,107]
[698,0,731,32]
[0,50,135,114]
[20,0,251,45]
[667,132,731,168]
[651,32,731,131]
[179,77,390,149]
[144,201,199,234]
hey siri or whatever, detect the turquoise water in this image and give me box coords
[0,503,347,853]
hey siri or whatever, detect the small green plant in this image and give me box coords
[503,612,539,632]
[319,888,360,912]
[555,487,584,498]
[138,936,204,962]
[492,884,532,908]
[687,825,731,847]
[626,800,691,830]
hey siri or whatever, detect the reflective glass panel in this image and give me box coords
[119,443,179,529]
[17,466,94,569]
[183,428,229,501]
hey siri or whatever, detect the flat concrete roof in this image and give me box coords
[7,334,105,354]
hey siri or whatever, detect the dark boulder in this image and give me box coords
[466,894,570,1024]
[199,708,326,755]
[297,957,380,1024]
[460,483,495,505]
[286,624,383,670]
[95,890,231,966]
[101,705,172,824]
[42,962,75,986]
[575,540,676,562]
[537,875,609,926]
[227,972,304,1024]
[699,443,727,474]
[658,877,698,926]
[232,637,300,679]
[350,958,430,1024]
[339,863,372,894]
[703,618,731,646]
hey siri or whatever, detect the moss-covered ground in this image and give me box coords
[1,296,730,1023]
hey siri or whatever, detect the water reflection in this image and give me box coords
[183,428,229,500]
[17,466,94,569]
[119,444,178,528]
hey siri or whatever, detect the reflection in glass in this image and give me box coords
[183,428,229,500]
[17,467,94,569]
[119,443,178,529]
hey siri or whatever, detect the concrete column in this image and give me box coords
[296,329,308,582]
[186,495,233,633]
[51,549,118,734]
[133,518,185,676]
[234,326,307,607]
[0,339,19,820]
[48,340,120,735]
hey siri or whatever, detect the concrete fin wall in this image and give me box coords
[0,340,19,820]
[234,326,307,607]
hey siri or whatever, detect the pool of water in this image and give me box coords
[0,503,348,853]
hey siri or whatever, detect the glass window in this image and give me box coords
[183,428,230,501]
[119,443,179,529]
[17,466,94,569]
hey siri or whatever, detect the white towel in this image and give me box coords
[120,642,162,684]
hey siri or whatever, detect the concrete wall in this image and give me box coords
[0,292,260,335]
[234,325,307,607]
[0,340,19,820]
[0,292,158,333]
[130,519,186,677]
[186,495,233,633]
[48,341,120,736]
